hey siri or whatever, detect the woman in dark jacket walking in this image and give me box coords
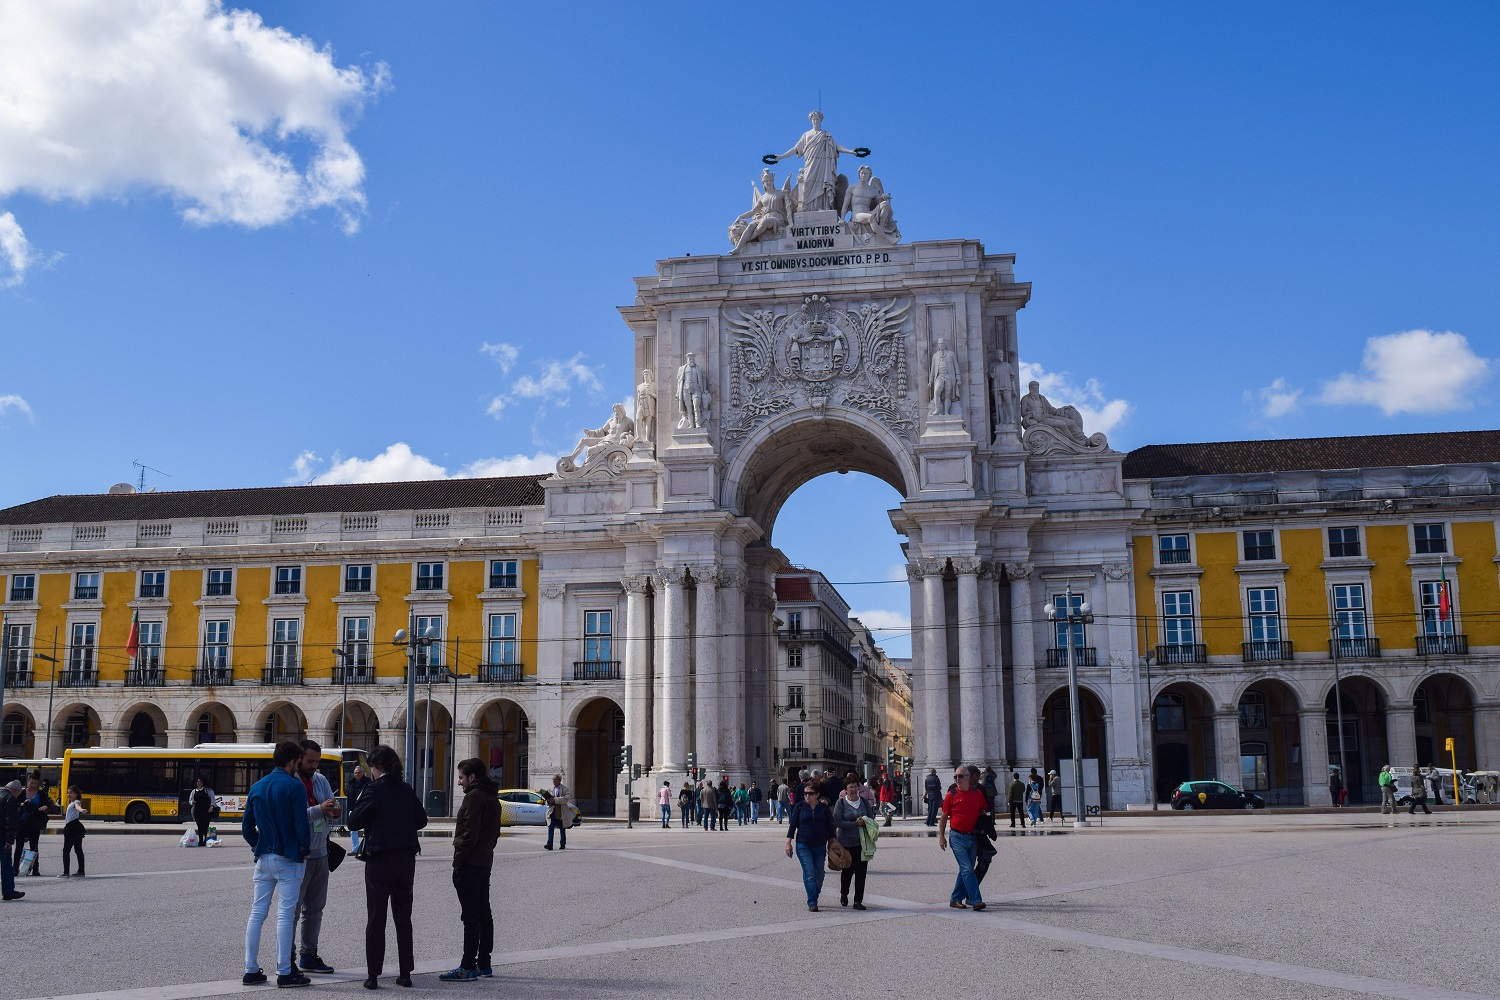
[785,784,835,911]
[832,779,875,909]
[347,745,428,990]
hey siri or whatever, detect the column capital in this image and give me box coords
[717,567,748,591]
[540,582,565,600]
[1103,563,1131,581]
[917,557,947,577]
[1004,561,1034,581]
[621,574,652,595]
[978,560,1002,581]
[658,565,690,586]
[953,556,982,577]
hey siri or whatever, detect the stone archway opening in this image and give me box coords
[1150,682,1216,799]
[574,697,623,816]
[1326,677,1388,805]
[1237,679,1303,806]
[1041,686,1108,804]
[190,703,238,745]
[260,702,307,744]
[476,700,529,790]
[1,706,35,758]
[123,703,168,748]
[412,700,452,807]
[56,704,100,750]
[333,701,379,751]
[1415,673,1476,774]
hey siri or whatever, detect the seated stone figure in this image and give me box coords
[558,403,635,473]
[1020,380,1107,453]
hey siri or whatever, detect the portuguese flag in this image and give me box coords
[1439,561,1451,622]
[126,610,140,658]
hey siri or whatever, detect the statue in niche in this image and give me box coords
[841,164,899,245]
[928,338,961,417]
[676,352,712,429]
[764,110,868,214]
[728,168,794,253]
[634,368,657,450]
[989,355,1017,431]
[1020,380,1109,453]
[563,403,635,467]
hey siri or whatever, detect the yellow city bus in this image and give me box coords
[0,758,63,791]
[61,745,367,824]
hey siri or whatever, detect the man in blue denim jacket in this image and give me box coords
[242,740,312,988]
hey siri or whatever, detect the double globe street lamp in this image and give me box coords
[393,619,440,793]
[1044,586,1094,828]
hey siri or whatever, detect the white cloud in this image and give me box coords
[1018,361,1131,437]
[1318,330,1492,416]
[289,442,560,485]
[0,212,56,287]
[480,342,520,375]
[1250,377,1303,419]
[0,1,388,235]
[0,393,35,422]
[488,352,606,418]
[849,609,911,634]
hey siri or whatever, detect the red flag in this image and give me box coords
[1439,564,1451,622]
[125,610,140,658]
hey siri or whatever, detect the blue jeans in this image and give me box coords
[735,803,747,825]
[948,830,982,906]
[660,804,671,825]
[246,854,305,976]
[926,799,939,825]
[546,816,567,849]
[794,841,826,906]
[1028,800,1042,825]
[775,801,786,822]
[750,802,760,823]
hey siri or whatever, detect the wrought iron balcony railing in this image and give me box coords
[1242,640,1294,662]
[1155,643,1207,665]
[1416,634,1468,656]
[1045,647,1098,668]
[1329,637,1380,659]
[125,668,165,687]
[573,660,621,681]
[193,665,233,686]
[334,665,376,685]
[261,667,304,686]
[479,663,526,683]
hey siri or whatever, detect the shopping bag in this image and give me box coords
[327,839,347,872]
[178,829,199,848]
[19,849,37,872]
[825,838,852,871]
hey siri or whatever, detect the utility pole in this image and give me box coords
[40,627,60,757]
[1047,586,1094,828]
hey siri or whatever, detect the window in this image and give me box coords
[341,616,371,669]
[1154,693,1186,731]
[1239,691,1267,729]
[3,623,31,675]
[787,611,802,634]
[1239,742,1269,790]
[787,684,804,709]
[69,622,97,672]
[1333,584,1367,638]
[487,613,517,664]
[8,574,35,602]
[1247,588,1281,642]
[787,725,805,752]
[74,572,101,601]
[416,615,444,669]
[1162,592,1195,645]
[274,566,302,595]
[1414,523,1447,554]
[788,645,803,669]
[1159,534,1191,564]
[206,568,233,597]
[1242,531,1275,561]
[272,619,300,668]
[136,622,163,669]
[489,560,518,589]
[1328,527,1361,558]
[416,562,445,591]
[1052,592,1087,649]
[344,565,372,593]
[583,611,612,662]
[64,711,90,746]
[1,713,23,747]
[203,620,230,670]
[1419,580,1455,637]
[139,570,166,598]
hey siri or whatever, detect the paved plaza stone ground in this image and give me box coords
[7,812,1498,1000]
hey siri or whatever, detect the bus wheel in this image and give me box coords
[126,802,151,825]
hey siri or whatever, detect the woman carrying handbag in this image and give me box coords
[347,745,428,990]
[832,779,875,909]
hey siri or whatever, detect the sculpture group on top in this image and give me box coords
[1019,380,1110,455]
[728,111,900,253]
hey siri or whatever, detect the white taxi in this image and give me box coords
[497,788,582,828]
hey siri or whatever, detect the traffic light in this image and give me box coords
[632,763,642,780]
[618,744,633,773]
[686,750,696,779]
[886,746,895,771]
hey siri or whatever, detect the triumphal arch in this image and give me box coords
[541,113,1145,806]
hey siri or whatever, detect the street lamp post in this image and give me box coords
[1140,649,1157,810]
[1046,585,1094,828]
[332,643,352,747]
[38,626,59,757]
[393,616,438,793]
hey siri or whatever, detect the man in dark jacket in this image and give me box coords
[1006,772,1026,828]
[241,740,312,987]
[348,744,429,988]
[0,780,22,900]
[924,769,942,826]
[439,759,501,982]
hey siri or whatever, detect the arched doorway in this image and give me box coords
[412,700,452,808]
[260,702,306,744]
[1150,682,1215,800]
[56,704,100,750]
[1325,677,1388,804]
[189,703,237,745]
[574,697,623,816]
[476,700,529,790]
[1237,679,1302,806]
[124,704,168,747]
[1414,673,1476,772]
[332,701,379,751]
[1041,685,1108,803]
[1,707,34,758]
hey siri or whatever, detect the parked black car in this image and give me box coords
[1171,780,1265,810]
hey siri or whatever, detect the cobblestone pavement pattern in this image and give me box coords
[7,812,1498,1000]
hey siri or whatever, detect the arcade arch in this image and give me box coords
[1236,678,1302,806]
[1414,672,1476,772]
[573,697,623,816]
[331,700,379,751]
[120,702,168,748]
[474,699,529,790]
[1041,684,1109,805]
[54,703,100,750]
[2,705,35,757]
[1149,681,1215,800]
[1325,677,1389,805]
[187,703,238,744]
[260,702,307,744]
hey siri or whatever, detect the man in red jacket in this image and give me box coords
[938,767,987,911]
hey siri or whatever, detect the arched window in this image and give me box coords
[1154,693,1186,731]
[1239,691,1267,729]
[1,712,25,748]
[197,712,215,744]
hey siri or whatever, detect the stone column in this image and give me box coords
[1007,563,1041,770]
[718,568,748,777]
[955,557,984,765]
[651,579,666,770]
[916,557,952,772]
[622,574,653,771]
[1213,711,1241,785]
[1386,701,1417,768]
[659,567,689,772]
[1475,704,1500,771]
[1300,709,1331,806]
[454,726,481,766]
[693,567,721,773]
[168,728,196,750]
[978,562,1004,768]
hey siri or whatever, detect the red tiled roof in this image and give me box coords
[1123,430,1500,480]
[0,475,547,526]
[774,575,817,603]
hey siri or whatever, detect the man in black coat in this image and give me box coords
[439,759,500,982]
[924,769,943,826]
[0,780,21,900]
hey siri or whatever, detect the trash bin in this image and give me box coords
[425,788,448,816]
[628,798,641,822]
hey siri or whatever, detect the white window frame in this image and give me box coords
[415,614,445,670]
[1246,586,1282,645]
[489,559,519,590]
[202,619,232,671]
[139,570,167,599]
[1158,534,1191,565]
[1418,580,1457,637]
[68,621,98,674]
[788,684,803,709]
[1051,592,1088,649]
[8,573,36,602]
[205,568,234,597]
[3,622,33,675]
[340,615,371,674]
[1242,529,1276,562]
[271,618,301,669]
[274,565,303,596]
[415,562,446,592]
[1327,526,1361,559]
[787,725,805,752]
[1413,522,1448,555]
[136,621,164,669]
[74,571,101,601]
[344,564,373,594]
[1332,583,1368,639]
[487,613,518,665]
[787,644,803,669]
[1161,591,1196,646]
[583,610,612,663]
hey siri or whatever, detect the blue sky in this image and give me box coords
[2,3,1497,657]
